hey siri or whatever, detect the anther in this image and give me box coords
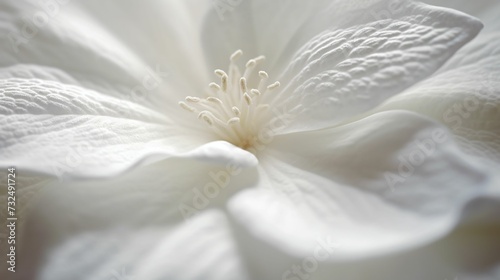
[230,49,243,61]
[198,111,216,126]
[185,96,201,102]
[178,50,281,149]
[207,97,223,104]
[250,89,261,96]
[214,69,226,77]
[209,83,221,91]
[179,101,195,112]
[267,81,281,90]
[227,117,240,125]
[201,115,213,126]
[240,77,248,94]
[243,93,252,105]
[232,106,241,116]
[246,59,256,69]
[221,74,228,92]
[254,55,266,64]
[259,71,269,79]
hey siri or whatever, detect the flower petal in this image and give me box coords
[435,0,500,74]
[74,0,212,95]
[278,2,483,132]
[202,1,482,133]
[228,220,500,279]
[28,211,251,280]
[0,78,257,178]
[228,111,498,261]
[423,0,500,31]
[16,158,258,279]
[0,1,142,96]
[374,38,500,164]
[203,0,444,76]
[0,1,208,109]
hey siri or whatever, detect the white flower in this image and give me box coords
[0,0,499,280]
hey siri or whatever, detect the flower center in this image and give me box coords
[179,50,281,150]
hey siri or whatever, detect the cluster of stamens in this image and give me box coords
[179,50,280,149]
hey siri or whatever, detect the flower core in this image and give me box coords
[179,50,281,150]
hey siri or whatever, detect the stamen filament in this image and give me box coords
[178,50,280,150]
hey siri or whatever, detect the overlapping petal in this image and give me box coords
[203,0,482,133]
[0,78,257,178]
[0,0,209,111]
[24,211,251,280]
[228,111,497,265]
[373,1,500,164]
[0,0,497,280]
[14,158,258,279]
[424,0,500,31]
[374,53,500,164]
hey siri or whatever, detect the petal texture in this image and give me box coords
[0,1,147,99]
[374,28,500,164]
[274,1,483,132]
[0,78,259,177]
[202,0,482,133]
[0,1,209,112]
[228,111,496,262]
[423,0,500,32]
[74,0,212,96]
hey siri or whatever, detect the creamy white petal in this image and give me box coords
[425,1,500,73]
[374,40,500,164]
[202,0,482,133]
[358,224,500,280]
[15,159,258,280]
[74,0,212,96]
[278,2,483,132]
[0,78,258,177]
[0,2,145,97]
[228,111,497,263]
[0,1,207,111]
[228,222,500,280]
[203,0,443,77]
[23,212,250,280]
[423,0,500,31]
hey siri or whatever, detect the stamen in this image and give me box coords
[186,96,201,102]
[178,50,281,150]
[245,59,256,69]
[215,69,226,77]
[201,115,213,126]
[250,89,261,96]
[230,49,243,61]
[254,56,266,64]
[179,101,195,112]
[267,81,281,90]
[209,82,220,90]
[198,111,219,126]
[244,60,257,79]
[243,93,252,105]
[258,71,269,92]
[227,117,240,125]
[240,77,248,94]
[232,106,241,116]
[258,71,269,79]
[221,74,228,92]
[207,97,223,105]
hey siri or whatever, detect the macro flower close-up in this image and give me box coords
[1,0,499,279]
